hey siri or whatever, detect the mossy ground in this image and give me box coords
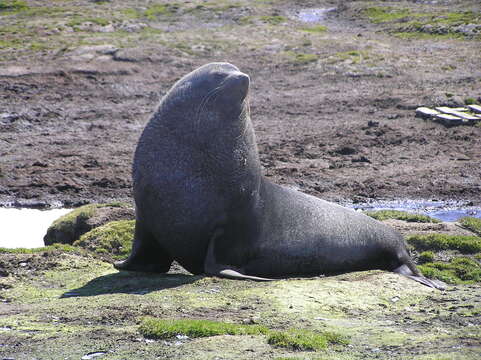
[140,317,269,339]
[1,219,480,359]
[74,219,134,261]
[407,233,481,253]
[140,317,346,351]
[418,257,481,284]
[361,6,481,40]
[459,217,481,236]
[365,210,440,223]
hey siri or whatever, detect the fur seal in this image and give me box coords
[115,62,444,289]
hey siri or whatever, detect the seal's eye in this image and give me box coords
[211,71,226,82]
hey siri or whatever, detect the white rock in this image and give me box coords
[81,352,106,360]
[434,113,466,126]
[467,104,481,114]
[435,107,479,121]
[415,107,439,118]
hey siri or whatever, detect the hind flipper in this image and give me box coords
[404,274,447,290]
[203,233,274,282]
[114,220,172,273]
[393,264,446,290]
[215,269,274,281]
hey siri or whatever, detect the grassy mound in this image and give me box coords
[140,318,348,351]
[459,217,481,236]
[0,0,29,12]
[140,318,268,339]
[365,210,440,223]
[418,257,481,284]
[43,202,131,246]
[74,220,134,261]
[267,329,347,351]
[362,7,480,39]
[407,234,481,253]
[0,243,78,254]
[418,251,435,264]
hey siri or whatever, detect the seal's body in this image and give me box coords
[115,63,443,289]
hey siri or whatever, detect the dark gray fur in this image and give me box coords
[115,63,444,289]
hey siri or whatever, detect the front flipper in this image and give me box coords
[114,220,172,273]
[203,233,273,282]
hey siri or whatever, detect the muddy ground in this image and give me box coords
[0,0,480,208]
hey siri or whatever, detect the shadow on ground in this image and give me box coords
[61,271,202,298]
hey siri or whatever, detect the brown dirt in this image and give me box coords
[0,0,480,209]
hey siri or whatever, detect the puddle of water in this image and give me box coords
[349,200,480,222]
[0,208,71,249]
[298,8,336,23]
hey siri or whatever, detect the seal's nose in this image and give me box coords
[227,71,250,99]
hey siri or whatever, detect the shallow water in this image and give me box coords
[349,200,480,222]
[0,208,71,249]
[297,8,336,23]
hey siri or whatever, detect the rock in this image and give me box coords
[113,47,164,63]
[43,203,134,246]
[435,107,479,121]
[66,45,118,58]
[0,112,20,124]
[335,146,357,155]
[444,96,465,108]
[415,107,439,119]
[467,104,481,114]
[81,352,107,360]
[453,23,481,37]
[117,22,148,33]
[434,113,466,126]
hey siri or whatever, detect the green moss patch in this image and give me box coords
[144,3,179,20]
[267,329,347,351]
[122,8,140,19]
[5,5,65,18]
[419,257,481,284]
[140,318,269,339]
[365,210,440,223]
[191,2,241,13]
[407,234,481,253]
[260,15,287,25]
[301,25,327,33]
[363,7,412,24]
[285,51,318,65]
[74,220,134,261]
[0,0,29,13]
[393,31,464,41]
[418,251,435,264]
[140,317,347,352]
[328,50,369,65]
[362,7,481,40]
[464,98,477,105]
[67,17,110,28]
[459,217,481,236]
[0,243,78,254]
